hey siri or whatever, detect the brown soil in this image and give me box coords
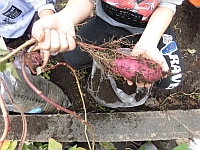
[48,0,200,114]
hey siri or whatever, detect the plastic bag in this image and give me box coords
[87,60,151,108]
[0,68,71,113]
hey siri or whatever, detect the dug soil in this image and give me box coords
[48,0,200,113]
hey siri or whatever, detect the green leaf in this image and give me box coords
[110,110,115,113]
[43,72,50,80]
[48,138,62,150]
[139,145,146,150]
[0,49,9,56]
[1,140,11,150]
[6,141,18,150]
[99,142,117,150]
[98,103,107,112]
[76,147,87,150]
[172,143,189,150]
[36,67,42,75]
[37,143,48,150]
[0,57,20,80]
[0,35,20,80]
[21,141,34,150]
[0,35,8,52]
[1,140,18,150]
[41,144,48,149]
[69,145,86,150]
[69,145,77,150]
[33,142,43,148]
[75,26,79,31]
[0,61,6,72]
[5,62,20,80]
[21,144,31,150]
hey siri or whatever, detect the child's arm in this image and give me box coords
[129,7,174,87]
[59,0,94,25]
[137,7,174,48]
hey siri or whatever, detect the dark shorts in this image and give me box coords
[62,16,183,89]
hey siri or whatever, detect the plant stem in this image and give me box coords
[0,76,27,150]
[0,85,9,148]
[0,39,37,63]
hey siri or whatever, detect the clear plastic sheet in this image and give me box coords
[0,68,71,113]
[87,60,151,108]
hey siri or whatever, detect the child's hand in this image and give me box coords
[32,13,76,53]
[128,42,169,88]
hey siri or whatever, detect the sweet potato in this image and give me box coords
[77,41,163,83]
[24,51,42,74]
[112,56,163,83]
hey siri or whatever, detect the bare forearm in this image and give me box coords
[59,0,94,25]
[138,7,174,46]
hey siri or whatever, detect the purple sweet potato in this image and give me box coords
[77,41,163,83]
[112,56,163,83]
[24,51,42,74]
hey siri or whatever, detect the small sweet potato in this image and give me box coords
[24,51,42,74]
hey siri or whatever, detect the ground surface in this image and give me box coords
[49,1,200,114]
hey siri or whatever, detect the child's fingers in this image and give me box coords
[40,50,50,69]
[136,82,152,88]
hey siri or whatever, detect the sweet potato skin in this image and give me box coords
[112,56,163,83]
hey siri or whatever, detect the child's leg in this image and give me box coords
[155,26,184,89]
[62,16,138,69]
